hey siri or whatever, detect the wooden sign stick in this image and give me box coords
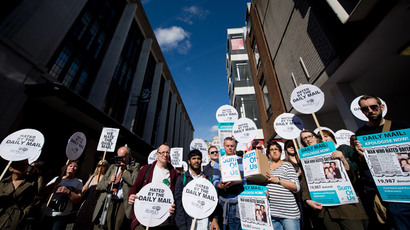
[0,161,12,181]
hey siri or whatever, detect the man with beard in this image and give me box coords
[354,95,410,230]
[174,149,219,230]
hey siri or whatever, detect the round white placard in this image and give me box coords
[216,105,239,123]
[314,127,335,136]
[134,182,174,227]
[190,138,209,166]
[290,84,325,114]
[182,178,218,219]
[350,96,387,121]
[273,113,304,139]
[232,118,257,144]
[66,132,86,160]
[148,149,157,164]
[0,129,44,161]
[181,161,188,172]
[335,129,355,146]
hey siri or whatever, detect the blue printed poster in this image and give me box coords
[299,141,359,206]
[238,185,273,230]
[357,128,410,203]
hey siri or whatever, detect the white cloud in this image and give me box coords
[154,26,191,54]
[210,125,218,133]
[178,6,210,25]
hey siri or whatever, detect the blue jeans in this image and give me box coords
[272,217,300,230]
[223,204,241,230]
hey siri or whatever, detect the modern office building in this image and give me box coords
[226,27,264,145]
[0,0,194,178]
[245,0,410,142]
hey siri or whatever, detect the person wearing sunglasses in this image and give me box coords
[251,141,265,154]
[203,146,219,178]
[354,95,410,230]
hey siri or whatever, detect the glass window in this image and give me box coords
[50,47,71,78]
[74,68,89,94]
[231,38,244,50]
[252,40,260,70]
[63,58,81,87]
[235,63,250,81]
[260,76,272,117]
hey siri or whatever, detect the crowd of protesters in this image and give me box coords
[1,94,409,230]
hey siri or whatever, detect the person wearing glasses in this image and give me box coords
[128,143,178,230]
[204,146,219,178]
[299,130,367,230]
[252,141,265,154]
[74,160,108,230]
[353,95,410,230]
[265,141,300,230]
[92,146,140,230]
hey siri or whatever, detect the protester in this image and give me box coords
[41,160,83,230]
[265,141,300,230]
[252,141,265,154]
[92,146,139,230]
[174,149,219,230]
[128,143,178,230]
[284,140,308,230]
[73,160,108,230]
[353,94,410,229]
[0,159,38,230]
[321,130,357,180]
[203,146,219,178]
[212,137,247,230]
[299,130,367,230]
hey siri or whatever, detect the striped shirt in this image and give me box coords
[267,161,300,219]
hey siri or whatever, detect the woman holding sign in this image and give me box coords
[265,141,301,230]
[74,160,108,230]
[299,130,367,230]
[41,160,83,230]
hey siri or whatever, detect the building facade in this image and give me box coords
[0,0,194,179]
[245,0,410,142]
[226,27,263,143]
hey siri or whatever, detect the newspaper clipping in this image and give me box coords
[357,128,410,203]
[238,185,273,230]
[299,141,358,206]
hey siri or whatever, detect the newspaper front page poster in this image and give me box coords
[238,185,273,230]
[357,128,410,203]
[299,141,358,206]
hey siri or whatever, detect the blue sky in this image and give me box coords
[141,0,250,142]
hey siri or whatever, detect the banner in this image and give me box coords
[0,129,44,162]
[218,122,234,156]
[148,149,157,164]
[238,185,273,230]
[274,113,304,139]
[299,141,358,205]
[134,182,174,227]
[232,118,257,144]
[170,147,183,168]
[97,127,119,152]
[357,129,410,202]
[66,132,86,160]
[220,155,242,182]
[182,178,218,219]
[290,84,325,114]
[190,138,208,166]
